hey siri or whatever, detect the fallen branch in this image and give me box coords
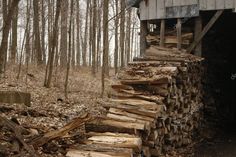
[0,116,37,157]
[30,113,93,147]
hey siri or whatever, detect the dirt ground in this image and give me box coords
[194,130,236,157]
[1,65,235,157]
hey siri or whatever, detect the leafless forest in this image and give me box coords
[1,0,236,157]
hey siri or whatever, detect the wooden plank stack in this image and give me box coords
[67,52,204,157]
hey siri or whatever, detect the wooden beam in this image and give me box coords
[140,20,148,57]
[194,16,202,56]
[159,19,165,47]
[176,18,182,50]
[187,10,223,53]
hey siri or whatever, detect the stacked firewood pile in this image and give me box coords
[146,31,193,50]
[66,52,204,156]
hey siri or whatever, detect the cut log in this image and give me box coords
[66,149,132,157]
[84,135,142,152]
[31,113,92,147]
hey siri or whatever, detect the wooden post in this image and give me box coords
[194,16,202,56]
[160,19,165,47]
[140,20,147,57]
[187,10,223,53]
[176,18,182,50]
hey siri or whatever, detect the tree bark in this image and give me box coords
[114,0,119,74]
[0,0,20,76]
[65,0,74,98]
[102,0,109,96]
[76,0,81,66]
[59,0,68,67]
[92,0,97,75]
[45,0,61,88]
[126,9,132,65]
[120,0,125,68]
[10,3,18,63]
[33,0,43,65]
[82,0,90,67]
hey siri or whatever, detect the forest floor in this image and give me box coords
[1,65,235,157]
[0,65,112,156]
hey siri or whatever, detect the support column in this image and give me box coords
[160,19,165,47]
[194,16,202,56]
[140,20,147,57]
[176,18,182,50]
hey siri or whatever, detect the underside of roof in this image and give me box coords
[126,0,141,8]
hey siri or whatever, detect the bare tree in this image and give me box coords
[44,0,61,88]
[65,0,74,99]
[10,3,18,63]
[33,0,43,65]
[102,0,109,96]
[59,0,68,67]
[92,0,97,75]
[76,0,81,66]
[120,0,125,68]
[0,0,20,77]
[82,0,90,66]
[114,0,119,74]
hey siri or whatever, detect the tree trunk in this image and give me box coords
[41,0,46,64]
[59,0,68,67]
[120,0,125,68]
[44,0,61,88]
[65,0,74,99]
[0,0,20,76]
[102,0,109,96]
[114,0,119,74]
[89,1,93,67]
[92,0,97,75]
[96,1,101,71]
[126,10,132,65]
[71,19,75,68]
[10,3,18,63]
[33,0,43,65]
[82,0,90,67]
[76,0,81,66]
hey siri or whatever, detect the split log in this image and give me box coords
[30,113,92,147]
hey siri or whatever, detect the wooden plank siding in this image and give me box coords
[200,0,234,10]
[139,0,235,20]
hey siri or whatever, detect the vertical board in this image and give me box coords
[173,0,182,6]
[215,0,225,9]
[139,1,148,20]
[148,0,157,19]
[235,0,236,12]
[200,0,207,10]
[206,0,216,10]
[165,0,173,7]
[156,0,165,18]
[225,0,234,8]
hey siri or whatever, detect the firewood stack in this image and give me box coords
[66,51,204,157]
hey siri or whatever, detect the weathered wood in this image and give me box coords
[194,16,202,56]
[160,20,165,47]
[0,91,31,106]
[140,20,148,56]
[66,150,132,157]
[68,144,134,156]
[187,10,223,53]
[176,18,182,50]
[0,116,36,157]
[84,135,142,152]
[31,113,92,147]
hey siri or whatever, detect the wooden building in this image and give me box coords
[127,0,236,56]
[139,0,235,20]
